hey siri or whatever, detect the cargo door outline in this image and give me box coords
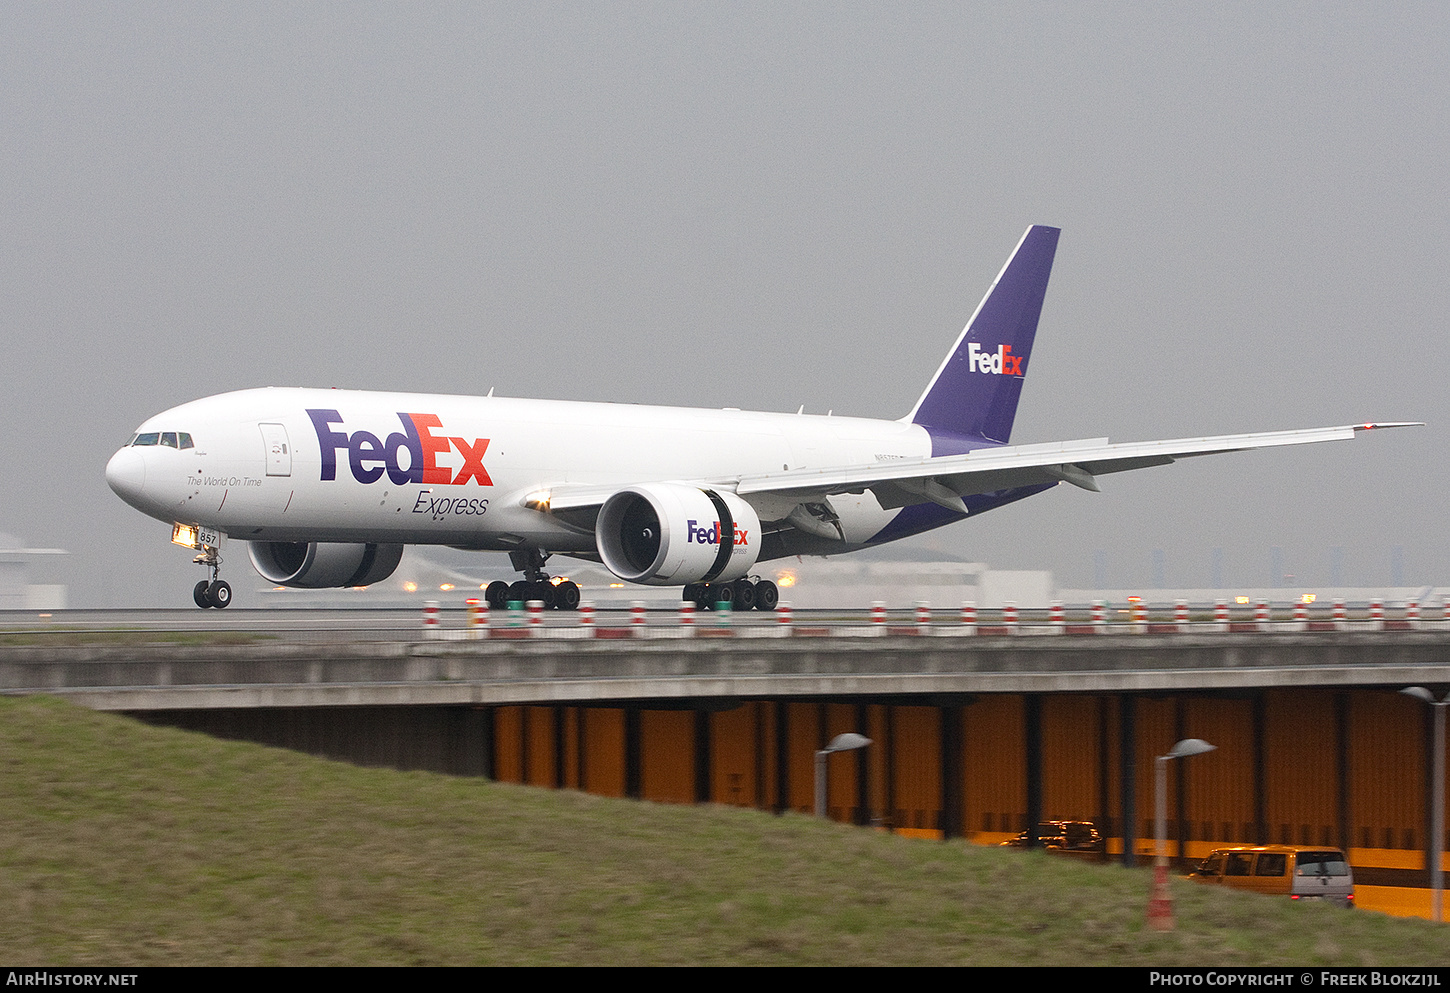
[259,423,292,477]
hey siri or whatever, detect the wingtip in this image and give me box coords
[1352,421,1425,432]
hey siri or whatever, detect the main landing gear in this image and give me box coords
[683,578,779,611]
[191,545,231,609]
[482,549,581,611]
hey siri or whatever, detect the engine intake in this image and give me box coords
[596,483,760,586]
[248,541,404,589]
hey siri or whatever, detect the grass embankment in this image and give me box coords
[1,696,1446,966]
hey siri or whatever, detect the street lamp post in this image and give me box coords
[1149,737,1217,931]
[814,732,872,819]
[1401,686,1447,923]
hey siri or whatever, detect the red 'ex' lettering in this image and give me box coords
[407,413,453,484]
[450,437,493,486]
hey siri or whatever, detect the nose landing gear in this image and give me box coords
[193,579,232,609]
[191,544,231,609]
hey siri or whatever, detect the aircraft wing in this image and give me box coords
[534,422,1418,532]
[733,422,1422,514]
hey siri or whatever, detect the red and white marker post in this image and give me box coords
[871,601,887,636]
[467,598,487,641]
[960,601,977,636]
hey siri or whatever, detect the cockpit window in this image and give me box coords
[131,431,194,449]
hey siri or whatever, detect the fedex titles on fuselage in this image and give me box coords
[309,407,749,545]
[307,409,493,487]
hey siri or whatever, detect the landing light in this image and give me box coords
[171,523,199,549]
[403,582,418,593]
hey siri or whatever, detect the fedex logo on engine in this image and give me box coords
[686,520,748,546]
[967,342,1024,377]
[307,409,492,486]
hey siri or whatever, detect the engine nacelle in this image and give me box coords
[596,483,761,586]
[248,541,404,589]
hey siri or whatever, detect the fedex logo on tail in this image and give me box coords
[967,342,1024,377]
[686,520,748,546]
[308,409,493,486]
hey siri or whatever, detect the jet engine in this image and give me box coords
[596,483,760,586]
[248,541,404,589]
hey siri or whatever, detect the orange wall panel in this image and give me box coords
[711,705,760,808]
[964,695,1023,834]
[582,707,627,798]
[640,710,695,804]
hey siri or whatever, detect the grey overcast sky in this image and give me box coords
[2,2,1445,606]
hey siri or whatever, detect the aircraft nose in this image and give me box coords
[105,446,147,507]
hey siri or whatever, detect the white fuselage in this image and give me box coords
[106,387,932,555]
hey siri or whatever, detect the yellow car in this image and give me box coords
[1188,846,1354,907]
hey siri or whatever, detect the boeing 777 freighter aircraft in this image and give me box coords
[106,226,1416,608]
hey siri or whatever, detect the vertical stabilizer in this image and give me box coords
[907,225,1060,450]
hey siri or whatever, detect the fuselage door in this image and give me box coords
[259,423,292,477]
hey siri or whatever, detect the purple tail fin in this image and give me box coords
[907,225,1060,451]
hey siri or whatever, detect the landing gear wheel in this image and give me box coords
[732,578,757,611]
[711,583,734,610]
[193,581,214,609]
[529,580,557,609]
[554,580,581,611]
[754,580,779,611]
[484,581,511,609]
[507,581,531,607]
[207,580,232,609]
